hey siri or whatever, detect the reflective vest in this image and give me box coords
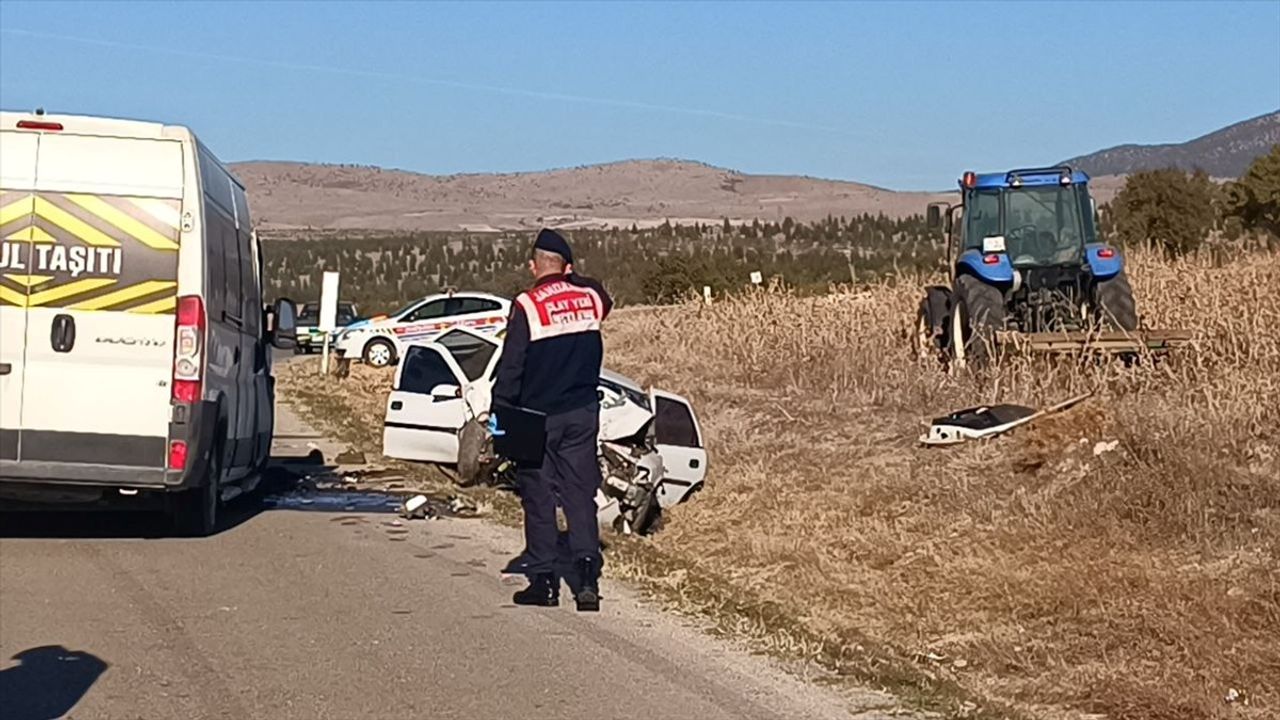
[515,279,606,342]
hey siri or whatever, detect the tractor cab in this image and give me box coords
[957,168,1097,268]
[917,166,1171,366]
[928,167,1113,278]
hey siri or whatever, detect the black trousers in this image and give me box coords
[516,402,602,575]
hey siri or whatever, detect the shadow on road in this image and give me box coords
[0,456,423,540]
[0,646,108,720]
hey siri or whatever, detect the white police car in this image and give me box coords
[333,291,510,367]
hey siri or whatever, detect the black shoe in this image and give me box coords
[574,558,601,612]
[512,573,559,607]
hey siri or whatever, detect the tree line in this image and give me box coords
[261,147,1280,313]
[261,214,942,313]
[1103,144,1280,257]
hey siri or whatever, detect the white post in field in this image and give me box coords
[319,271,340,375]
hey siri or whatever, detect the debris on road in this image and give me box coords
[399,494,434,520]
[447,495,479,517]
[919,392,1093,446]
[335,449,368,465]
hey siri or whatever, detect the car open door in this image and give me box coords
[383,344,468,463]
[650,389,707,507]
[431,327,502,418]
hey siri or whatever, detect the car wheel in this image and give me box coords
[456,419,488,487]
[363,338,396,367]
[631,488,663,535]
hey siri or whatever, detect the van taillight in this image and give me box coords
[16,120,63,131]
[168,440,189,470]
[172,295,205,404]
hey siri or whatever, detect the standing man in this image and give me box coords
[492,229,611,612]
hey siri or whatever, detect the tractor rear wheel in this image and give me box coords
[949,274,1005,367]
[1094,272,1139,330]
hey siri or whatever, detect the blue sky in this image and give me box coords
[1,1,1277,190]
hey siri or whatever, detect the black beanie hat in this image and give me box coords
[533,228,573,265]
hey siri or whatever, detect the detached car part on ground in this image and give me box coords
[294,301,360,354]
[381,327,707,535]
[333,291,510,367]
[917,166,1191,367]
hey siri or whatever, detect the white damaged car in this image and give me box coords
[382,327,707,534]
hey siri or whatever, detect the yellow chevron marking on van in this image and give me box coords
[5,226,57,243]
[32,197,120,247]
[129,197,182,232]
[0,197,31,226]
[68,280,176,311]
[65,194,178,251]
[0,286,26,305]
[3,274,54,288]
[25,278,117,307]
[128,295,177,314]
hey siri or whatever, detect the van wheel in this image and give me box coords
[363,339,396,367]
[169,445,221,537]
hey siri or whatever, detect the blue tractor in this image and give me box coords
[918,166,1146,366]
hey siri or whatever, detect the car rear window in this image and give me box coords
[457,297,503,314]
[435,330,497,381]
[654,396,700,447]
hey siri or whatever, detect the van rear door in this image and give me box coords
[0,129,39,463]
[18,132,183,475]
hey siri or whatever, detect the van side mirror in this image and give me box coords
[269,298,298,350]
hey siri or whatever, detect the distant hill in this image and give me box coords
[231,112,1279,233]
[230,159,947,232]
[1064,111,1280,178]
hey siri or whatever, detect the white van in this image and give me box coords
[0,111,298,535]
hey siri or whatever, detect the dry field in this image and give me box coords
[280,248,1279,719]
[603,248,1279,719]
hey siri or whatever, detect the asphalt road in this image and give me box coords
[0,404,903,720]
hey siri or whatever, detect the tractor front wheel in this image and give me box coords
[949,274,1005,367]
[1093,272,1139,331]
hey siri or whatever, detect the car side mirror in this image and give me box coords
[269,298,298,350]
[430,383,461,402]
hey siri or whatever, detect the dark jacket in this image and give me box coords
[492,273,612,416]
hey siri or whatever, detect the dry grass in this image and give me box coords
[603,248,1280,719]
[279,248,1279,719]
